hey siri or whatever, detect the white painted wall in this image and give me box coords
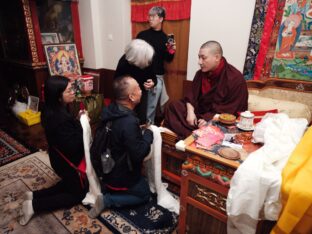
[78,0,102,68]
[79,0,255,79]
[187,0,256,80]
[79,0,131,69]
[98,0,131,70]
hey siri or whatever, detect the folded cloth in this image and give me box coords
[80,113,102,206]
[227,113,307,234]
[144,125,180,214]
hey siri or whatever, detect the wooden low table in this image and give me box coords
[177,132,276,233]
[160,124,259,194]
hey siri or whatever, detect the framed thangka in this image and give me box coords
[246,0,312,81]
[44,44,81,76]
[270,0,312,81]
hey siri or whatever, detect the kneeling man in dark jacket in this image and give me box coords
[89,75,154,218]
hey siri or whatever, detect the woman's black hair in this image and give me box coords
[41,76,70,128]
[44,76,69,108]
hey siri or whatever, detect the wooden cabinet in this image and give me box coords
[160,132,237,233]
[161,132,275,233]
[180,172,229,234]
[0,0,83,98]
[179,166,275,234]
[161,131,188,195]
[179,153,236,234]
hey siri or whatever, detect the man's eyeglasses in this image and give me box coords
[148,14,158,19]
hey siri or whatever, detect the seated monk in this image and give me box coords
[164,40,248,139]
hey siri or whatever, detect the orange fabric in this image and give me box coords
[275,26,297,59]
[279,28,297,53]
[271,127,312,234]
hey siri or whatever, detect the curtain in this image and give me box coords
[131,0,191,101]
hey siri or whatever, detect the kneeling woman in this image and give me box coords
[19,76,88,225]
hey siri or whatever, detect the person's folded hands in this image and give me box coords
[143,79,154,90]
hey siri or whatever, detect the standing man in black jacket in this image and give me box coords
[137,6,176,124]
[88,75,154,218]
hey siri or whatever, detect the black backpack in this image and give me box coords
[90,120,132,179]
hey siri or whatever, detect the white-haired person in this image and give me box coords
[114,39,157,124]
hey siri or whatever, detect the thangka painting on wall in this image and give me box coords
[270,0,312,81]
[244,0,312,81]
[44,44,81,76]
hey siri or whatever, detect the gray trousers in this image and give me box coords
[146,75,168,123]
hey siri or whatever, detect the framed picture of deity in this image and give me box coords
[44,44,81,76]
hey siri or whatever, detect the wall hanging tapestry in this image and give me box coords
[44,43,81,77]
[243,0,270,80]
[0,129,32,166]
[269,0,312,81]
[245,0,312,81]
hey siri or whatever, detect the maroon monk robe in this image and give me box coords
[164,58,248,139]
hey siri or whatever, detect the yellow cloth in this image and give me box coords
[272,126,312,234]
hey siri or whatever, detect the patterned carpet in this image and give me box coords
[0,152,178,233]
[0,152,112,234]
[99,196,178,233]
[0,129,32,167]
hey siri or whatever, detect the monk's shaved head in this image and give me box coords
[200,41,223,56]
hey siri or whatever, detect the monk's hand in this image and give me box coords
[186,103,197,126]
[144,79,154,90]
[198,119,207,128]
[186,111,197,127]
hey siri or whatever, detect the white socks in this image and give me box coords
[23,191,33,201]
[19,191,34,225]
[88,194,105,218]
[19,200,34,225]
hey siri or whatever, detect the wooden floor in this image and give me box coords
[0,109,48,151]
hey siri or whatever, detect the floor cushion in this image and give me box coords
[248,94,311,123]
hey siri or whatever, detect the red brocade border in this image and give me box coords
[131,0,191,22]
[253,0,287,80]
[253,0,278,80]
